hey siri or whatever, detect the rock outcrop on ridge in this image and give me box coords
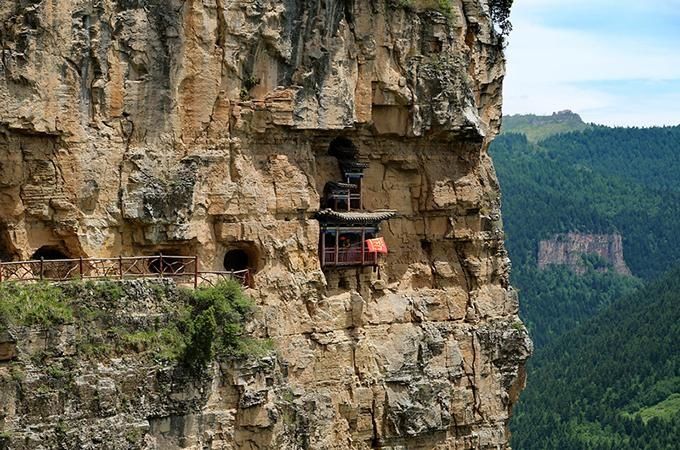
[538,232,632,276]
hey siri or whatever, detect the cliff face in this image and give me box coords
[538,233,632,276]
[0,1,530,449]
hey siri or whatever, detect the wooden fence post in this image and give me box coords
[40,257,44,281]
[361,228,365,266]
[119,256,123,279]
[321,227,326,267]
[194,255,199,289]
[335,227,339,265]
[79,256,84,279]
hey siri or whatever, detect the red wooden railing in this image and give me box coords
[322,245,378,267]
[0,255,253,289]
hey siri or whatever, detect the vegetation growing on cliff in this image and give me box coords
[393,0,513,35]
[0,280,264,371]
[488,0,514,36]
[393,0,454,19]
[0,283,73,329]
[182,280,265,371]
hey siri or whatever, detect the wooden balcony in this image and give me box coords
[321,245,378,267]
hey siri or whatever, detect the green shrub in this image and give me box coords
[121,326,186,361]
[0,430,13,440]
[10,364,25,383]
[489,0,514,37]
[99,280,262,371]
[46,365,67,379]
[0,280,263,374]
[0,283,72,327]
[393,0,454,19]
[87,280,125,301]
[182,280,256,372]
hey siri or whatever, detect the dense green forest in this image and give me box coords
[515,265,641,348]
[541,125,680,193]
[491,130,680,280]
[490,118,680,448]
[491,128,680,349]
[510,267,680,450]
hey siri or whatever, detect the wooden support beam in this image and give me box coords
[321,227,326,267]
[335,227,339,265]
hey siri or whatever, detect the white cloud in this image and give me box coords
[505,20,680,83]
[502,2,680,126]
[516,0,680,15]
[503,81,613,117]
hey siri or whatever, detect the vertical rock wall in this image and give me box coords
[0,1,531,448]
[538,232,632,275]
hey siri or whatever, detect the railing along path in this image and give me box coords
[0,255,252,288]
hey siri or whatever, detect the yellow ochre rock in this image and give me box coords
[0,1,530,449]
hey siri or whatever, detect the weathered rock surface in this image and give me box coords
[538,233,632,275]
[0,1,530,449]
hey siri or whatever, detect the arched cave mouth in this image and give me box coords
[328,137,358,160]
[0,227,16,262]
[31,246,70,261]
[30,246,76,280]
[223,249,250,272]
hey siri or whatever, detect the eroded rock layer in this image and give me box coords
[0,1,531,448]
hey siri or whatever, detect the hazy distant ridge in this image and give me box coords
[501,110,590,141]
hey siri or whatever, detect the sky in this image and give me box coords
[502,0,680,126]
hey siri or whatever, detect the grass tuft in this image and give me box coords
[0,283,72,327]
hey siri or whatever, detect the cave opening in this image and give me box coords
[223,249,250,272]
[31,246,69,261]
[0,226,15,262]
[30,245,76,280]
[328,136,358,160]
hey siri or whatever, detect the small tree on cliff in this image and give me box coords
[489,0,514,38]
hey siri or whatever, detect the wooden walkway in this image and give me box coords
[0,255,252,288]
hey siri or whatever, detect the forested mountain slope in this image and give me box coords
[541,125,680,193]
[492,119,680,449]
[492,130,680,280]
[490,127,680,348]
[510,266,680,450]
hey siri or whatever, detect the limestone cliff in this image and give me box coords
[0,1,530,449]
[538,233,632,276]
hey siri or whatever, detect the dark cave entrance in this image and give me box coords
[223,249,250,272]
[328,136,358,159]
[30,245,76,280]
[31,246,70,261]
[0,226,16,262]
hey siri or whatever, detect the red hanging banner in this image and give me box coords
[366,237,388,254]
